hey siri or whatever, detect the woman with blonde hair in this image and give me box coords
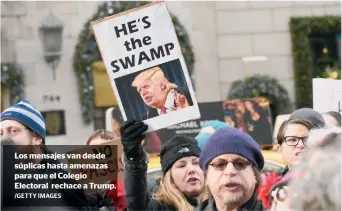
[120,120,204,210]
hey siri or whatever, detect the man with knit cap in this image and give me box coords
[196,126,265,211]
[1,99,46,145]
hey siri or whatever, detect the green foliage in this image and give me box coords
[289,16,341,109]
[1,63,25,104]
[227,75,293,124]
[73,1,195,124]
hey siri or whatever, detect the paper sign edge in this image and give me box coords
[90,1,165,26]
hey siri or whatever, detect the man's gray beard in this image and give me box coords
[222,191,244,207]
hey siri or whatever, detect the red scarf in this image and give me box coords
[106,180,126,211]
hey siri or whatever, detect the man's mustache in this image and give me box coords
[221,178,244,188]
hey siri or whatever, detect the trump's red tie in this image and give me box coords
[161,107,167,114]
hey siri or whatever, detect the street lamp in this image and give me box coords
[39,12,64,80]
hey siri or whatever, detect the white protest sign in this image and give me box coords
[91,1,200,132]
[312,78,342,114]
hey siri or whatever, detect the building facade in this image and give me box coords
[1,1,340,145]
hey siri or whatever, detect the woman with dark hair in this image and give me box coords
[244,100,273,145]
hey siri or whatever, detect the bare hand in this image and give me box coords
[173,91,190,110]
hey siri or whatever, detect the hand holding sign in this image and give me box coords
[120,120,148,159]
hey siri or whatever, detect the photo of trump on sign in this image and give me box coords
[132,66,193,120]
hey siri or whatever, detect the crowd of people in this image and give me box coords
[1,99,341,211]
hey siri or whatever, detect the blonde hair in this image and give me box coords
[153,170,195,211]
[132,66,178,91]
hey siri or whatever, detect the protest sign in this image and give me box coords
[312,78,342,114]
[67,139,123,192]
[91,1,200,132]
[223,97,273,145]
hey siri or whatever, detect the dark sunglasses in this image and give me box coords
[209,158,251,171]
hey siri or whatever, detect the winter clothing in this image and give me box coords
[196,193,265,211]
[289,108,326,128]
[106,180,127,211]
[1,99,46,140]
[120,120,148,160]
[195,120,231,150]
[123,152,197,210]
[278,166,290,176]
[160,135,201,174]
[121,120,198,210]
[199,126,264,172]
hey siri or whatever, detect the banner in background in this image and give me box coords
[223,97,273,145]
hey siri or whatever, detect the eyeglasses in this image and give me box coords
[283,136,308,146]
[209,159,251,171]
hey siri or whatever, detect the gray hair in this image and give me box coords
[289,130,341,211]
[307,126,341,149]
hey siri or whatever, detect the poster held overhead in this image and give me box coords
[91,1,200,132]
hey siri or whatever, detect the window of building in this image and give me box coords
[93,107,109,130]
[309,32,340,78]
